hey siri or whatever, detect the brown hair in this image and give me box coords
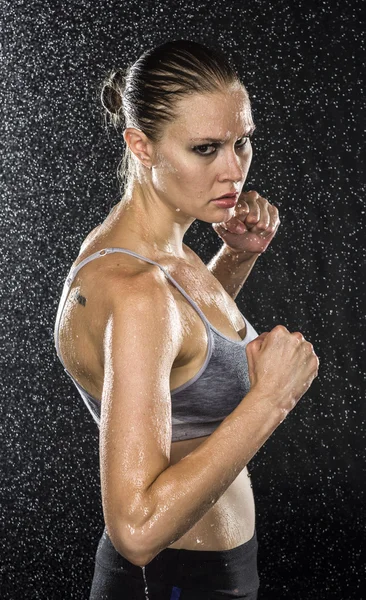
[100,39,246,192]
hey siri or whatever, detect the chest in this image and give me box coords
[58,248,246,401]
[162,260,247,390]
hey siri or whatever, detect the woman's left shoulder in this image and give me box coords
[79,225,101,255]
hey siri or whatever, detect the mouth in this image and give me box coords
[211,192,239,201]
[210,192,239,208]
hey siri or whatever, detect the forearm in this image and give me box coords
[130,388,285,565]
[207,243,260,300]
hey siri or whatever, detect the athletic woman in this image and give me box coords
[54,40,319,599]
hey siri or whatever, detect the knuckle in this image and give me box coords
[272,325,283,336]
[292,331,304,341]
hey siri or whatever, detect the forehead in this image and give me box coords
[168,85,254,139]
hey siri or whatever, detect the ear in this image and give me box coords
[123,128,153,169]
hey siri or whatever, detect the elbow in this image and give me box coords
[125,529,163,567]
[127,548,158,568]
[107,521,158,568]
[104,491,165,567]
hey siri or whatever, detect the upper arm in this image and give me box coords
[99,268,182,560]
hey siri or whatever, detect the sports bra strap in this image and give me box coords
[54,247,213,368]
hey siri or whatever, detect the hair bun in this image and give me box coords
[100,68,126,123]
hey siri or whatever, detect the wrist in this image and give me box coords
[221,243,260,264]
[249,384,293,424]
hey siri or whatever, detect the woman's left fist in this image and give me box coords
[212,190,280,255]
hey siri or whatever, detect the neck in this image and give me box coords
[106,179,196,259]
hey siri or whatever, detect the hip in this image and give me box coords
[90,526,260,599]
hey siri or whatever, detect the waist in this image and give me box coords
[94,526,260,594]
[168,465,256,551]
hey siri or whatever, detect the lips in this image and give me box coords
[211,198,237,208]
[212,192,238,200]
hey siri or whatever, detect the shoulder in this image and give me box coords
[183,243,205,268]
[105,261,178,311]
[102,264,184,365]
[89,252,182,329]
[68,243,181,335]
[79,225,102,254]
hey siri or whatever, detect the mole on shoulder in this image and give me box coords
[76,293,87,307]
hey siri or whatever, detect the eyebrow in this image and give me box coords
[189,124,257,144]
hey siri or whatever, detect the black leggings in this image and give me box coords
[89,527,260,599]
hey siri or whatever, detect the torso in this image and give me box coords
[56,217,256,551]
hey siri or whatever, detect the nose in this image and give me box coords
[217,149,245,183]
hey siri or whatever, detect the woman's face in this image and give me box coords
[150,83,255,223]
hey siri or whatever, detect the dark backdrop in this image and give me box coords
[1,0,365,598]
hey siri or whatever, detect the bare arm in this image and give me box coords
[99,267,286,567]
[137,387,283,565]
[206,243,260,300]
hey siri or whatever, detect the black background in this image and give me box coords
[1,0,365,598]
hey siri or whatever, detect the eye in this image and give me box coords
[235,136,251,149]
[193,144,219,156]
[193,136,252,157]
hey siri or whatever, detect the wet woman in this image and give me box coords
[54,40,319,599]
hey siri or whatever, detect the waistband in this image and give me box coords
[94,527,259,593]
[163,528,258,562]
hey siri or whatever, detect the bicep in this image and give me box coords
[99,271,182,552]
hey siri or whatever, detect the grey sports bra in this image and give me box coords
[54,247,259,442]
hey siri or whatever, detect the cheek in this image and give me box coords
[151,152,178,192]
[243,147,253,173]
[156,153,206,190]
[175,164,211,199]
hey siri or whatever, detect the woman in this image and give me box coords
[54,40,319,599]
